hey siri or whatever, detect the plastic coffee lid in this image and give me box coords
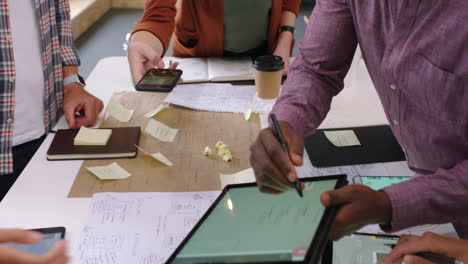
[252,55,285,72]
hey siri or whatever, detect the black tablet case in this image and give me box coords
[304,125,405,167]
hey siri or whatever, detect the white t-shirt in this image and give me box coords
[8,0,46,146]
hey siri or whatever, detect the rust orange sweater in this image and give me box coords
[133,0,300,57]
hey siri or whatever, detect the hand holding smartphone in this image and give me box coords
[135,68,183,92]
[4,227,65,255]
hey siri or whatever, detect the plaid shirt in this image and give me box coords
[0,0,80,174]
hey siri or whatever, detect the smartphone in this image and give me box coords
[4,227,65,255]
[353,176,412,190]
[135,68,183,92]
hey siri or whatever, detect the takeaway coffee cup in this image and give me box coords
[252,55,284,99]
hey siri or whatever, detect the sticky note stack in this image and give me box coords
[74,127,112,146]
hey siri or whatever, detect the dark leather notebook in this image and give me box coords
[304,125,405,167]
[47,127,140,160]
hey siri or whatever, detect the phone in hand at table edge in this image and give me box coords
[3,227,65,256]
[135,68,183,92]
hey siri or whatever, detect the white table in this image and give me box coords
[0,55,416,251]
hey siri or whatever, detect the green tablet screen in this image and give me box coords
[360,176,411,190]
[172,179,338,263]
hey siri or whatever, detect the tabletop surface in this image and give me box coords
[0,53,418,251]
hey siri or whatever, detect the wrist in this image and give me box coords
[63,74,86,89]
[376,190,393,225]
[63,65,78,78]
[130,30,164,57]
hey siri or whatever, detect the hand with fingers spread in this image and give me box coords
[249,121,304,193]
[320,184,393,240]
[63,84,104,129]
[0,229,69,264]
[380,232,468,264]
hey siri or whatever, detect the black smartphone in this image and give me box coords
[135,68,183,92]
[4,227,65,255]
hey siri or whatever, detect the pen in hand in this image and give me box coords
[269,114,303,198]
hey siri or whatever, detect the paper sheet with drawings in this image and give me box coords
[357,223,458,238]
[295,150,389,183]
[71,191,221,264]
[164,83,270,113]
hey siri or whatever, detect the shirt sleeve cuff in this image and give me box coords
[381,181,425,232]
[270,104,307,137]
[62,47,81,66]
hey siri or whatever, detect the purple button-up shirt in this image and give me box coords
[273,0,468,237]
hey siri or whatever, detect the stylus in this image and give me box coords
[387,244,463,264]
[269,114,303,198]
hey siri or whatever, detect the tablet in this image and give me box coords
[166,175,347,264]
[332,233,399,264]
[4,227,65,255]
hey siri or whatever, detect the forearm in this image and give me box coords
[272,0,357,136]
[132,0,177,56]
[277,10,296,50]
[129,31,164,58]
[383,160,468,233]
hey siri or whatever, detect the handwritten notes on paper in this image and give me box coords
[107,101,134,122]
[86,162,131,180]
[144,102,170,118]
[220,168,256,189]
[74,127,112,146]
[324,130,361,147]
[145,119,178,142]
[71,191,220,264]
[164,83,270,113]
[295,150,389,184]
[136,145,173,167]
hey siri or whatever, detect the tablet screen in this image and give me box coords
[171,179,339,263]
[360,176,411,190]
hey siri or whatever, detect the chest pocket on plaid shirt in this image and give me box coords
[406,54,468,127]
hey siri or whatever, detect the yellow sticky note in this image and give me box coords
[74,127,112,146]
[107,101,134,122]
[86,162,131,180]
[324,130,361,147]
[151,153,173,166]
[220,168,256,189]
[135,145,173,166]
[145,119,178,142]
[243,109,252,120]
[144,103,170,118]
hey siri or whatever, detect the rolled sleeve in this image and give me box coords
[271,0,357,137]
[382,161,468,236]
[55,0,80,66]
[132,0,177,56]
[282,0,301,16]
